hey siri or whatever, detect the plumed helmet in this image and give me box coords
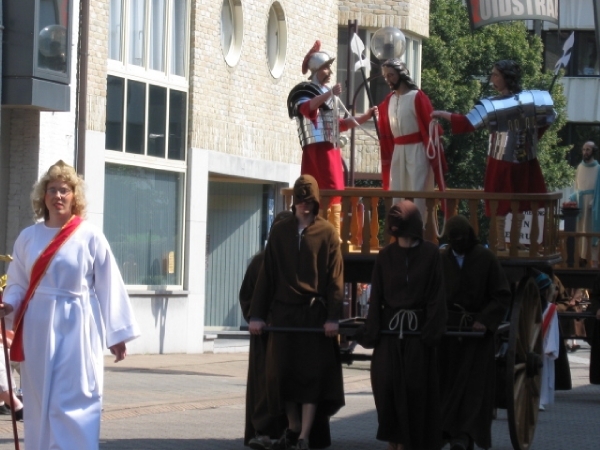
[302,40,335,77]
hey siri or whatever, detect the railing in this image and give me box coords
[556,231,600,269]
[282,188,563,263]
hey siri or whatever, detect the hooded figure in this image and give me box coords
[248,174,345,449]
[292,174,321,216]
[357,200,446,450]
[444,215,479,256]
[439,215,510,450]
[386,199,424,240]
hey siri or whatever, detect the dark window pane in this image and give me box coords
[168,90,187,160]
[106,76,124,151]
[574,32,599,76]
[104,164,184,286]
[148,85,167,157]
[126,80,146,154]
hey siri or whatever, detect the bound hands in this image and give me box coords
[431,110,451,121]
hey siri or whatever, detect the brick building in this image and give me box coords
[0,0,432,354]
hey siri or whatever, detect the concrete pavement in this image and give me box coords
[0,343,599,449]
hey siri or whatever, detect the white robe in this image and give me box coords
[387,90,434,220]
[571,162,600,261]
[3,220,140,450]
[540,304,559,406]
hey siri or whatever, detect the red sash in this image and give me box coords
[10,215,83,361]
[542,303,557,337]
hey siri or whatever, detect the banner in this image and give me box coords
[466,0,559,30]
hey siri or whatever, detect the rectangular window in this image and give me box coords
[149,0,166,72]
[147,85,167,157]
[170,0,187,76]
[104,164,184,286]
[128,0,146,66]
[168,90,187,160]
[109,0,123,61]
[126,80,146,154]
[106,75,125,150]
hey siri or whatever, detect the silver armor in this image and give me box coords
[287,82,339,148]
[465,90,556,163]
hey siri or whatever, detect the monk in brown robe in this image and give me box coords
[240,211,292,449]
[357,200,447,450]
[249,174,345,450]
[439,215,510,450]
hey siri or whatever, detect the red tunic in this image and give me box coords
[450,114,547,216]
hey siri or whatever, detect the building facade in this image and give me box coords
[0,0,432,354]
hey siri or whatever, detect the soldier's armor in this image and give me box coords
[465,90,555,163]
[287,82,339,148]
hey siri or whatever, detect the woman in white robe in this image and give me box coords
[0,160,140,450]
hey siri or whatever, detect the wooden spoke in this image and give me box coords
[506,276,543,450]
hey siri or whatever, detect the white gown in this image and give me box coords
[540,304,559,407]
[387,89,434,220]
[3,220,140,450]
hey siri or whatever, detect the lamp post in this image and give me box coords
[346,24,406,186]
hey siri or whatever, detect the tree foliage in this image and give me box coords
[422,0,573,191]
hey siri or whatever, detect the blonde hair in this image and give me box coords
[31,160,87,221]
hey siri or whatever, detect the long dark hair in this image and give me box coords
[382,59,419,91]
[493,60,522,94]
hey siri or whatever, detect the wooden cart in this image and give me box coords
[282,187,563,450]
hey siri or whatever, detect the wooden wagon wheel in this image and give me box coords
[506,275,543,450]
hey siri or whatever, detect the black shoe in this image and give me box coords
[14,408,23,421]
[248,434,272,450]
[272,429,299,450]
[0,404,11,415]
[294,439,309,450]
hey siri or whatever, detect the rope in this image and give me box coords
[334,94,378,141]
[388,309,418,339]
[453,304,474,332]
[426,119,447,239]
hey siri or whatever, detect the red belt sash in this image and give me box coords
[542,303,557,337]
[10,215,83,361]
[393,132,422,145]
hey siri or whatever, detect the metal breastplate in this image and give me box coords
[465,90,555,163]
[293,94,339,148]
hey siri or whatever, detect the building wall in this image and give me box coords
[189,0,339,163]
[339,0,430,37]
[0,0,430,354]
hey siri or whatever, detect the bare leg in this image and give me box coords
[0,390,22,411]
[298,403,316,440]
[285,401,301,433]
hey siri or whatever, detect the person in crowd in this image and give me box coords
[288,40,377,237]
[240,211,291,449]
[377,59,447,221]
[0,160,140,450]
[432,60,555,250]
[439,215,510,450]
[356,200,447,450]
[564,141,600,267]
[534,271,560,411]
[248,175,345,450]
[588,273,600,384]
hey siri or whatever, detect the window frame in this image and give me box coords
[108,0,190,89]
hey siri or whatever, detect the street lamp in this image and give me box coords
[370,27,406,62]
